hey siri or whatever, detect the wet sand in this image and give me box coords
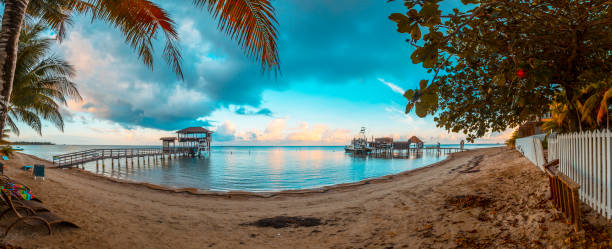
[0,147,606,248]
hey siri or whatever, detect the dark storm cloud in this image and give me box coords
[61,0,420,131]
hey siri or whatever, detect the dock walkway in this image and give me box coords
[53,148,189,168]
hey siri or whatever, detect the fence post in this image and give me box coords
[607,129,612,218]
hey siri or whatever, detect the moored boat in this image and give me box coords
[344,127,372,154]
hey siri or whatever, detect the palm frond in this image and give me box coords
[8,18,81,135]
[5,116,20,137]
[76,0,184,79]
[10,108,42,135]
[194,0,280,72]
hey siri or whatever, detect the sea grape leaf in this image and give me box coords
[403,89,415,100]
[420,79,428,90]
[415,101,428,117]
[411,24,421,40]
[405,103,413,114]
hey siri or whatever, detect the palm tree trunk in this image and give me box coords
[0,0,29,138]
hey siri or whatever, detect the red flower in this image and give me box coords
[516,69,526,78]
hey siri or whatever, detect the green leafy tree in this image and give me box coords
[0,0,280,138]
[7,20,81,136]
[389,0,611,141]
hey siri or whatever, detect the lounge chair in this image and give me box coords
[1,191,78,236]
[0,191,51,235]
[1,156,8,161]
[0,197,49,219]
[0,176,42,203]
[0,180,47,219]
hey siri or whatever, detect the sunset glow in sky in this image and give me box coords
[15,0,511,145]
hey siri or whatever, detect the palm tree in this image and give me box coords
[7,19,81,136]
[0,0,280,137]
[580,82,612,130]
[0,129,11,144]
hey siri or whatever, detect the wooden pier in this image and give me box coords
[367,146,465,157]
[53,147,190,168]
[53,126,215,168]
[346,132,466,157]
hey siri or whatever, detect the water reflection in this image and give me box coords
[19,145,502,191]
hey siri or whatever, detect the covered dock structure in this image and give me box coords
[367,136,464,157]
[177,127,212,157]
[52,126,213,168]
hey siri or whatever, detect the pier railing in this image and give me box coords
[53,147,189,168]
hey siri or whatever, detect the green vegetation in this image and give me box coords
[0,0,280,137]
[390,0,611,141]
[7,20,81,136]
[505,129,519,148]
[0,146,14,157]
[10,141,54,145]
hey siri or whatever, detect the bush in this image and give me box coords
[1,146,14,157]
[505,129,519,148]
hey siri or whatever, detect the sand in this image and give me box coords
[0,147,607,248]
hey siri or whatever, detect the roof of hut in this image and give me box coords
[176,127,212,134]
[375,137,394,143]
[159,137,177,141]
[408,136,423,144]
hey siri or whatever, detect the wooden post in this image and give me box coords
[572,187,582,231]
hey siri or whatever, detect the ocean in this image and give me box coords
[17,144,501,192]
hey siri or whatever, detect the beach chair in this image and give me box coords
[1,156,8,161]
[0,177,42,203]
[0,196,49,219]
[0,181,47,219]
[21,165,32,172]
[33,165,44,180]
[0,191,78,236]
[0,190,51,235]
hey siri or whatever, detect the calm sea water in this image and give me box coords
[18,144,501,192]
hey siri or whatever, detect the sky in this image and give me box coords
[14,0,512,146]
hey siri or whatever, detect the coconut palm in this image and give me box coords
[7,19,81,136]
[0,129,11,144]
[579,81,612,129]
[0,0,280,137]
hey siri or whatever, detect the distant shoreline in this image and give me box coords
[10,141,55,145]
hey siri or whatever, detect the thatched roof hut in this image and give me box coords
[176,127,212,134]
[408,136,423,144]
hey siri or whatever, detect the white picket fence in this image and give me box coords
[515,134,546,171]
[556,130,612,218]
[548,137,558,162]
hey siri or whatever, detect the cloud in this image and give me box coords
[211,118,351,145]
[287,123,350,143]
[233,106,273,117]
[53,0,418,131]
[213,121,236,142]
[378,78,405,95]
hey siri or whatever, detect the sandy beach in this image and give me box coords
[0,147,608,248]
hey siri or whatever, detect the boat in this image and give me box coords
[344,127,372,154]
[12,146,24,151]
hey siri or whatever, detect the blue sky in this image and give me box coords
[15,0,510,145]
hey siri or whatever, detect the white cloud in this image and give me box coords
[211,118,351,145]
[378,78,405,95]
